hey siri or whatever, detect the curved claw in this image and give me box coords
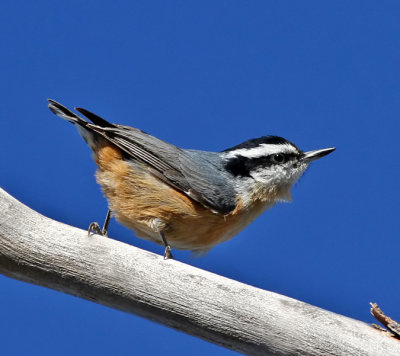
[88,222,103,236]
[88,210,111,236]
[163,246,173,260]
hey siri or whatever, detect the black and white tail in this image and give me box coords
[48,99,88,126]
[48,99,106,149]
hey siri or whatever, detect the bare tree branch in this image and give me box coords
[371,302,400,338]
[0,187,399,355]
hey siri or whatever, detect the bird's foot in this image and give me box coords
[163,246,173,260]
[88,222,108,236]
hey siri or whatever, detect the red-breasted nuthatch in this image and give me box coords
[48,99,335,259]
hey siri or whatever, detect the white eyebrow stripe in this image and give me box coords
[223,143,297,159]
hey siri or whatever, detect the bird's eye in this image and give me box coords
[272,153,285,163]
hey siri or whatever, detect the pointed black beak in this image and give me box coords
[301,147,336,163]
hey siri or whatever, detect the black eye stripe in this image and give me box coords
[225,153,298,177]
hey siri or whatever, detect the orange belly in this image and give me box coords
[93,144,271,253]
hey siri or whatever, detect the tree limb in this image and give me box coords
[0,188,398,355]
[371,303,400,338]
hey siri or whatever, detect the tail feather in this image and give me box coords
[48,99,104,149]
[48,99,87,126]
[75,107,115,128]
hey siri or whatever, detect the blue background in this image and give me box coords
[1,1,399,355]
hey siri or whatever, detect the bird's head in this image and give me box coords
[221,136,335,205]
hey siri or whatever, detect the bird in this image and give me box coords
[48,99,335,259]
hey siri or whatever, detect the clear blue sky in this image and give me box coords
[1,1,399,355]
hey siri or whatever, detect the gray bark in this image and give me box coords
[0,187,398,355]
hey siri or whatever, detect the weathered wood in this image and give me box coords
[371,303,400,339]
[0,187,399,355]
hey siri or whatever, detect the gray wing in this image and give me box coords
[48,100,237,214]
[56,103,238,214]
[49,100,237,214]
[175,150,238,214]
[94,126,237,214]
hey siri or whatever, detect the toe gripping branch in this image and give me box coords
[88,209,112,237]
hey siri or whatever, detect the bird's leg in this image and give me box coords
[88,209,112,236]
[101,209,112,236]
[159,231,173,260]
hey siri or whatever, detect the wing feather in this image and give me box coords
[49,100,237,214]
[92,127,237,214]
